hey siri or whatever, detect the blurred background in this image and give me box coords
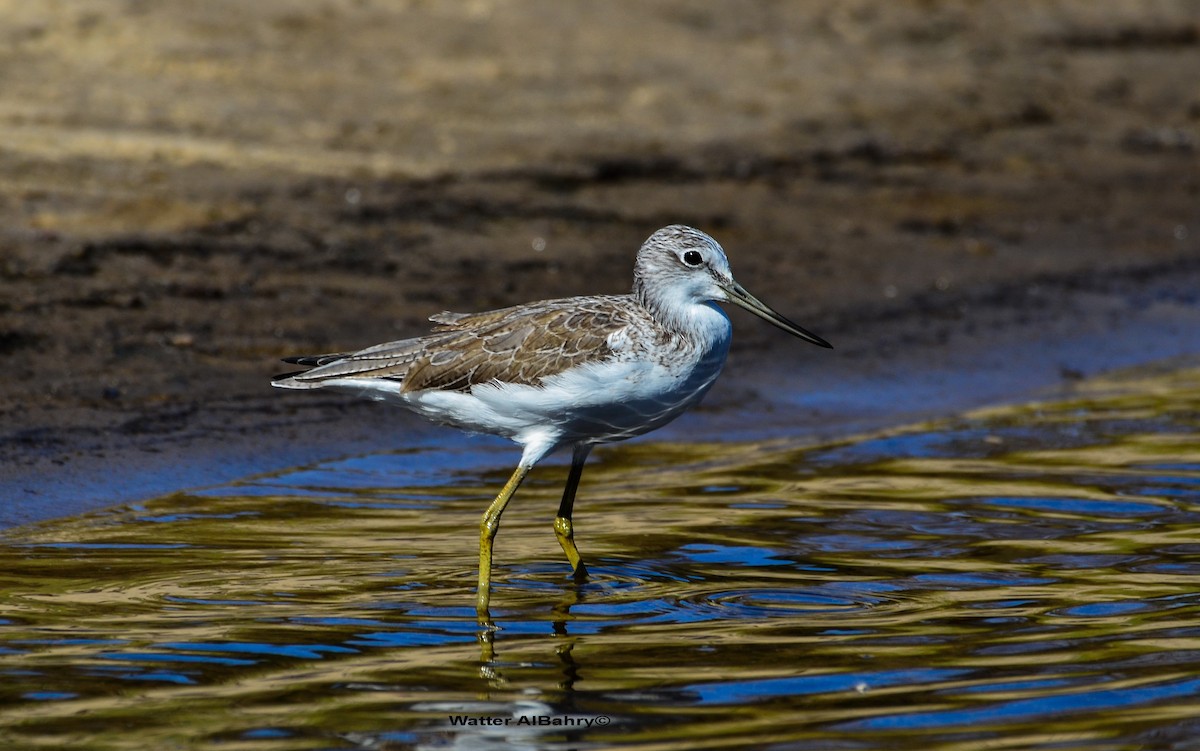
[1,0,1197,486]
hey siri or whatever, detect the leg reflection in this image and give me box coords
[477,584,587,689]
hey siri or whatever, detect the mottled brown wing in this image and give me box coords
[401,296,630,393]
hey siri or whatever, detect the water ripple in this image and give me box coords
[1,362,1199,749]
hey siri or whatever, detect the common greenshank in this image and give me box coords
[273,225,831,614]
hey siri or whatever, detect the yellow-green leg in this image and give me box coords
[554,444,592,582]
[478,462,532,616]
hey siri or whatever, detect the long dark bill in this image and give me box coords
[722,281,833,349]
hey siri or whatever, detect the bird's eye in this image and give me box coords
[681,250,704,267]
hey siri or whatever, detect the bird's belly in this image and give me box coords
[554,386,705,443]
[447,344,728,445]
[580,366,725,442]
[398,354,718,449]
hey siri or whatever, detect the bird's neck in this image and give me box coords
[634,285,732,351]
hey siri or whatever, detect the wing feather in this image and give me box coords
[401,297,632,392]
[274,295,638,392]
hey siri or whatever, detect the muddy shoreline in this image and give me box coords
[2,2,1198,526]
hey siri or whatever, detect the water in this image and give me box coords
[2,362,1199,750]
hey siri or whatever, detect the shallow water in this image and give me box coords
[2,363,1200,750]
